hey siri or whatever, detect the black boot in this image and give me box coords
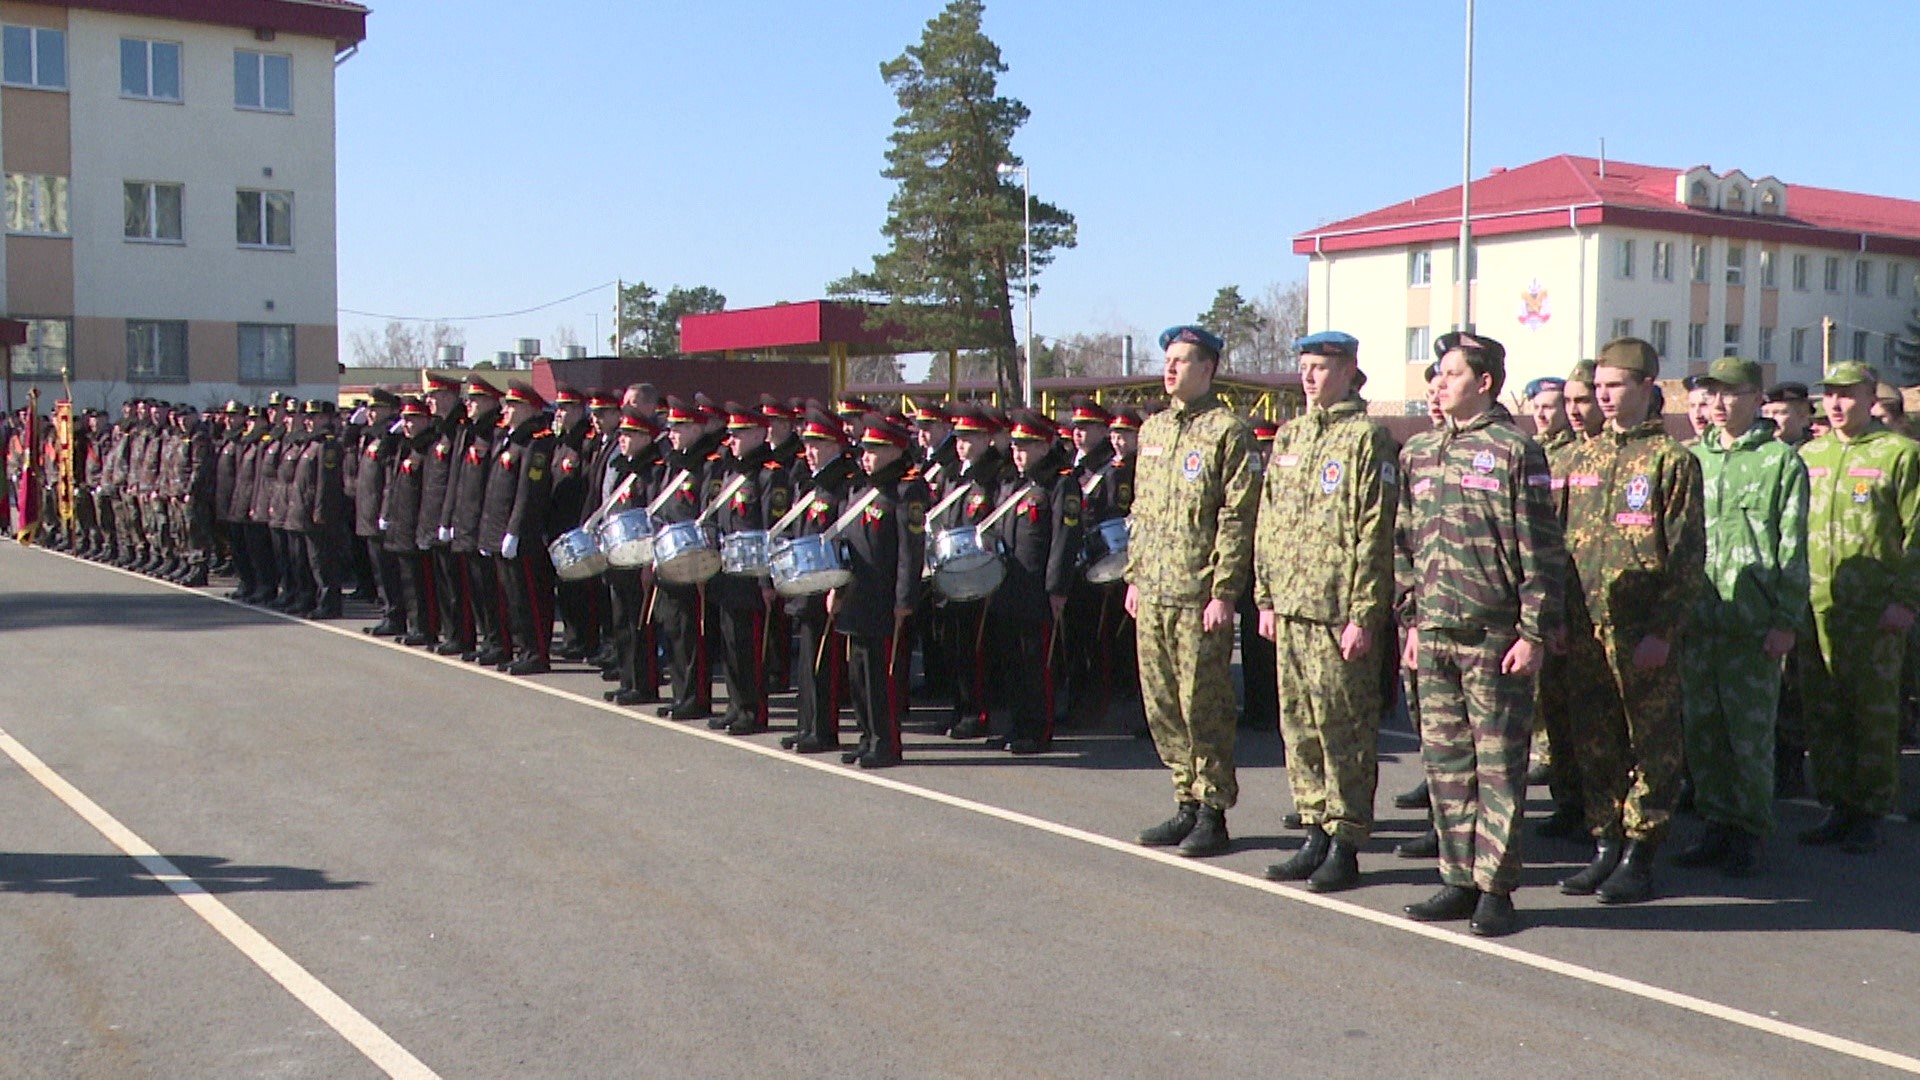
[1774,744,1808,798]
[1596,839,1657,904]
[1671,823,1732,868]
[1136,802,1199,847]
[1404,884,1478,922]
[1176,806,1229,858]
[1559,837,1623,895]
[1392,780,1431,810]
[1796,805,1854,846]
[1469,891,1519,937]
[1305,839,1360,893]
[1396,829,1440,859]
[1266,825,1330,881]
[1281,812,1303,829]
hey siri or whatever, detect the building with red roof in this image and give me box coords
[1293,155,1920,407]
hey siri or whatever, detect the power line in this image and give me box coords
[339,281,617,323]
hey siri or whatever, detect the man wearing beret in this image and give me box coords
[1676,357,1808,876]
[1256,330,1399,891]
[1555,337,1705,904]
[1795,361,1920,854]
[1761,382,1813,448]
[1129,325,1260,858]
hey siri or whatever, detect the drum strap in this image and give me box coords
[823,488,882,539]
[646,469,691,516]
[768,494,812,539]
[1080,470,1105,498]
[695,472,752,525]
[922,462,944,485]
[583,473,635,532]
[925,484,972,528]
[977,483,1036,533]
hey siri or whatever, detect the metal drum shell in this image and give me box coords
[652,521,722,585]
[598,509,657,569]
[1083,516,1131,584]
[930,525,1006,602]
[769,534,853,598]
[720,529,773,577]
[549,527,609,581]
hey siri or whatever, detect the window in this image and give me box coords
[1791,327,1809,366]
[9,317,69,377]
[234,49,290,112]
[1616,238,1635,278]
[1652,241,1674,281]
[1792,253,1809,291]
[2,25,65,89]
[127,320,189,382]
[1853,331,1869,361]
[1691,242,1710,283]
[1649,320,1671,359]
[1760,248,1777,289]
[1723,324,1742,357]
[1408,250,1431,287]
[1885,337,1898,368]
[238,324,295,383]
[1405,326,1430,363]
[1758,326,1775,362]
[124,181,183,242]
[1725,185,1746,212]
[1611,318,1634,340]
[1824,256,1841,293]
[236,189,293,248]
[1891,264,1905,298]
[5,173,68,235]
[1726,246,1745,286]
[120,37,181,101]
[1856,260,1873,296]
[1688,322,1706,360]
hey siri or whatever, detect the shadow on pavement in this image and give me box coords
[0,590,280,634]
[0,852,367,898]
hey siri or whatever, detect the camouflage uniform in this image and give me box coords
[1396,405,1562,894]
[1798,423,1920,817]
[1253,395,1398,843]
[1681,422,1809,838]
[1558,419,1705,844]
[1125,391,1259,810]
[1536,428,1584,818]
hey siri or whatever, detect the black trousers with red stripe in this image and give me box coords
[606,568,659,698]
[793,607,844,745]
[998,613,1056,745]
[367,537,405,626]
[942,599,991,729]
[654,582,710,715]
[429,547,472,649]
[847,627,907,761]
[716,602,768,729]
[462,551,505,657]
[395,550,438,640]
[555,577,602,657]
[496,549,555,663]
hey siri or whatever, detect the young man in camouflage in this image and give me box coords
[1255,331,1399,893]
[1795,361,1920,854]
[1674,357,1808,876]
[1128,325,1260,858]
[1395,331,1561,936]
[1556,337,1705,905]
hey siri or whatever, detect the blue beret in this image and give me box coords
[1523,377,1565,399]
[1294,330,1360,357]
[1158,324,1224,359]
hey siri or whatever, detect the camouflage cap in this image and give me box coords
[1596,337,1660,378]
[1701,356,1761,390]
[1567,359,1597,385]
[1818,360,1877,389]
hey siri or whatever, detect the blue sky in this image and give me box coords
[335,1,1920,363]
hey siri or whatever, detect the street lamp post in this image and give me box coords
[998,163,1034,405]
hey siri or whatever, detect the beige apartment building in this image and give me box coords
[1294,155,1920,412]
[3,0,366,411]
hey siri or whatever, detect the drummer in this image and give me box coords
[939,402,1009,741]
[1062,397,1115,725]
[988,410,1084,754]
[782,407,862,754]
[601,408,666,707]
[1101,406,1144,702]
[912,398,960,705]
[709,403,792,736]
[652,397,722,721]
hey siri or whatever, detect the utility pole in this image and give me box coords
[1457,0,1476,331]
[614,279,626,357]
[1822,315,1836,371]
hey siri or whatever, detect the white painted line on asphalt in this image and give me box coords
[0,725,441,1080]
[24,547,1920,1075]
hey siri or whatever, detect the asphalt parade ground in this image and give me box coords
[2,541,1918,1079]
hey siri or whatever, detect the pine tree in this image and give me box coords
[831,0,1075,399]
[1198,286,1269,373]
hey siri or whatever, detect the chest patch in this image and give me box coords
[1471,450,1496,474]
[1853,480,1873,504]
[1624,474,1651,511]
[1181,450,1204,481]
[1319,460,1343,494]
[1275,453,1300,468]
[1461,475,1499,492]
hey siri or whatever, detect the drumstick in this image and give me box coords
[887,609,908,681]
[641,573,659,626]
[816,610,836,671]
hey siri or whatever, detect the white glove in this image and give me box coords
[438,525,453,543]
[377,517,389,531]
[501,533,519,559]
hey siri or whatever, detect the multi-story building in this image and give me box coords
[3,0,366,411]
[1294,155,1920,411]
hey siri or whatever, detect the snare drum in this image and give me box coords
[597,508,656,569]
[769,534,852,597]
[652,520,721,585]
[721,529,772,577]
[930,525,1005,602]
[549,527,609,581]
[1082,516,1130,584]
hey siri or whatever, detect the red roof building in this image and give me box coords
[1293,156,1920,407]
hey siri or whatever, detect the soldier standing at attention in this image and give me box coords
[1396,332,1561,936]
[1256,331,1399,893]
[1561,360,1605,439]
[1555,337,1705,905]
[1674,356,1808,876]
[1683,377,1712,446]
[1761,382,1813,448]
[481,382,558,676]
[1528,373,1586,839]
[1795,361,1920,854]
[1127,325,1259,859]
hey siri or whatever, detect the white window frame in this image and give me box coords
[1890,264,1905,299]
[5,173,68,236]
[124,180,184,243]
[1691,242,1709,284]
[1758,326,1775,362]
[1649,320,1671,359]
[1791,327,1809,366]
[1405,326,1430,363]
[1792,253,1809,292]
[2,24,65,90]
[234,49,291,113]
[238,324,296,384]
[1853,330,1869,361]
[120,37,182,102]
[1723,324,1742,358]
[1824,256,1842,293]
[1611,318,1634,340]
[1652,241,1674,282]
[1856,260,1873,296]
[236,189,293,250]
[1616,238,1635,279]
[9,316,70,378]
[127,320,189,383]
[1408,250,1431,287]
[1725,246,1745,287]
[1688,322,1706,361]
[1759,248,1776,289]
